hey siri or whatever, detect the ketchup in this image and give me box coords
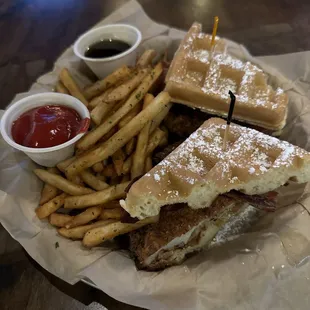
[11,105,86,148]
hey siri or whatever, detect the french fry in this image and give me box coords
[57,156,76,173]
[101,200,121,209]
[90,87,125,124]
[137,49,156,67]
[125,137,136,155]
[146,128,166,155]
[35,193,67,219]
[105,98,127,119]
[101,164,117,178]
[76,63,163,151]
[55,81,69,94]
[48,167,61,174]
[92,95,128,125]
[98,126,118,143]
[65,206,102,228]
[90,97,128,140]
[112,149,126,176]
[122,154,133,175]
[159,131,168,148]
[58,157,88,185]
[145,156,153,173]
[150,103,171,134]
[92,162,104,173]
[58,220,116,240]
[89,96,107,111]
[66,91,170,176]
[34,169,93,196]
[100,207,127,220]
[83,216,159,247]
[59,68,88,107]
[84,65,131,100]
[80,169,109,191]
[91,100,117,126]
[131,93,154,179]
[143,93,155,104]
[49,213,73,227]
[118,102,142,128]
[89,86,114,109]
[75,148,84,156]
[40,167,61,205]
[70,175,84,186]
[90,98,127,130]
[105,69,149,102]
[64,182,130,209]
[96,173,107,182]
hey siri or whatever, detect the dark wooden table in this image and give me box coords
[0,0,309,309]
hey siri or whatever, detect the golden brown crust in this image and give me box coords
[129,195,240,270]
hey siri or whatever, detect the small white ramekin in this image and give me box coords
[73,24,142,78]
[0,93,90,167]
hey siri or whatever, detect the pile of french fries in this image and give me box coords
[34,50,170,247]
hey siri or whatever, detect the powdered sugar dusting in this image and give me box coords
[124,112,310,220]
[249,167,255,174]
[166,22,288,131]
[135,117,309,204]
[154,173,161,181]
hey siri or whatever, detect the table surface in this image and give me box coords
[1,0,309,309]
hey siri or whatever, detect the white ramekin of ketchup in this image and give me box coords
[0,93,90,167]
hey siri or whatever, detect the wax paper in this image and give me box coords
[1,1,310,309]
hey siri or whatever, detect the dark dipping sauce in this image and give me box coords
[11,105,85,148]
[85,39,131,59]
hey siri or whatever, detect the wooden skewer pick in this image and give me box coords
[211,16,219,47]
[223,90,236,151]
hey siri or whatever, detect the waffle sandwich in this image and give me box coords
[123,118,310,270]
[121,118,310,220]
[165,23,288,134]
[129,197,250,271]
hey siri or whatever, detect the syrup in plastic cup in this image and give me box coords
[73,24,142,78]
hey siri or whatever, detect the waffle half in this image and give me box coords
[165,23,288,132]
[121,118,310,219]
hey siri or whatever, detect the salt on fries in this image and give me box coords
[35,50,172,248]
